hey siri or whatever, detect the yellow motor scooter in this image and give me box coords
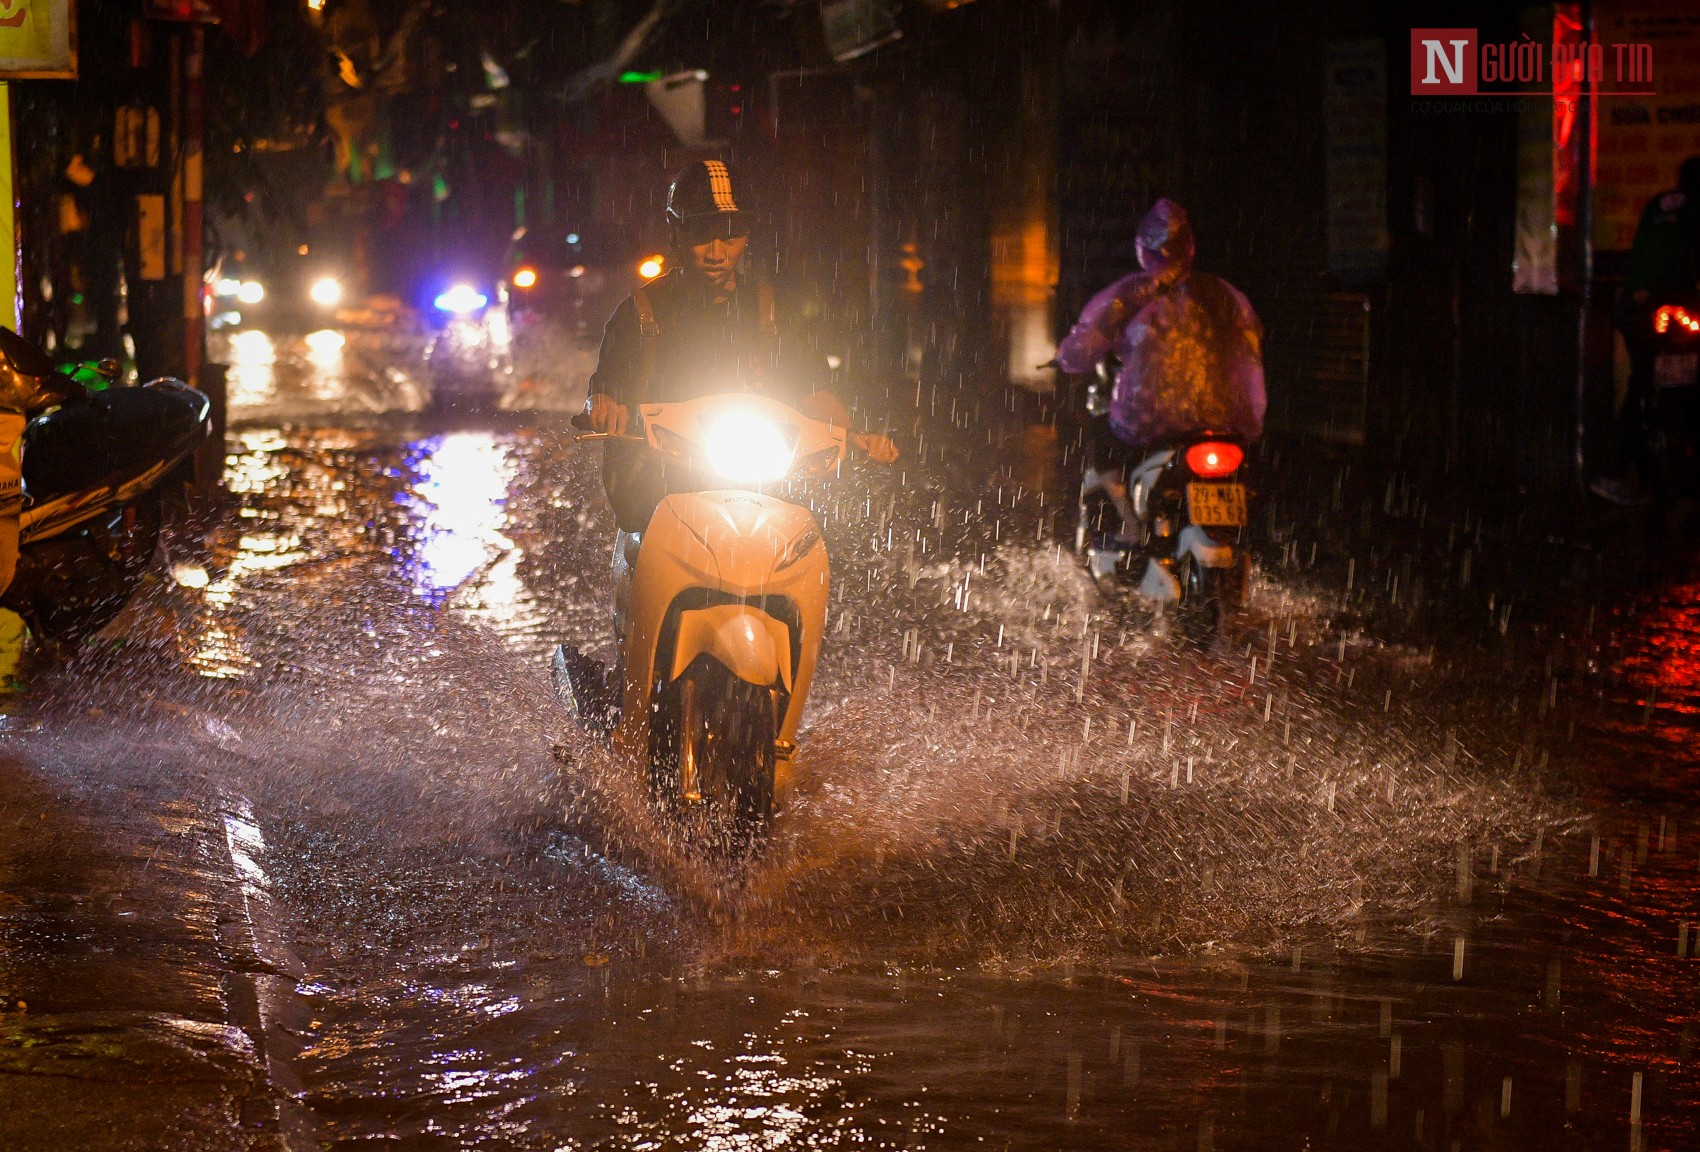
[557,393,854,848]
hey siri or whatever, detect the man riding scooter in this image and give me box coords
[564,160,896,725]
[1057,199,1266,585]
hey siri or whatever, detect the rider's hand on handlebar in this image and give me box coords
[852,432,899,464]
[584,393,630,437]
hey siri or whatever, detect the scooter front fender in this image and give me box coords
[615,490,829,763]
[670,604,792,692]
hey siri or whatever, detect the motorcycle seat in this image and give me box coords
[23,387,206,504]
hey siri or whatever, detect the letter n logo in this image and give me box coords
[1410,28,1477,94]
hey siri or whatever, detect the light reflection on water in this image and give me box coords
[682,1047,832,1152]
[188,623,252,679]
[183,429,330,676]
[405,432,518,606]
[226,329,277,408]
[304,329,346,402]
[184,425,556,678]
[1614,579,1700,721]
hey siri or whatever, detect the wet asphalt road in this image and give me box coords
[6,318,1700,1149]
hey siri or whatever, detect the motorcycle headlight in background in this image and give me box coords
[310,276,343,307]
[212,278,264,306]
[433,284,489,314]
[701,409,796,484]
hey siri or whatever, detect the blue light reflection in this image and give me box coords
[405,432,515,603]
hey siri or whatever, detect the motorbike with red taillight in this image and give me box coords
[1075,365,1250,642]
[1645,298,1700,499]
[1652,301,1700,387]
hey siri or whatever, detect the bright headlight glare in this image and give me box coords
[434,284,488,314]
[309,276,343,307]
[702,411,795,483]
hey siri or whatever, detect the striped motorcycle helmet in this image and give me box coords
[665,160,750,237]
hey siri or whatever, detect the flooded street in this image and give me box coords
[5,322,1698,1150]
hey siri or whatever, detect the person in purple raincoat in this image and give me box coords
[1057,199,1266,539]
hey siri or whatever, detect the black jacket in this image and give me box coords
[589,268,824,409]
[589,270,827,531]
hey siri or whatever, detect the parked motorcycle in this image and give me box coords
[554,393,857,851]
[0,338,210,646]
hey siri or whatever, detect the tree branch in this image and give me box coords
[560,0,670,101]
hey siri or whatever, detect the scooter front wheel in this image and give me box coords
[651,659,778,855]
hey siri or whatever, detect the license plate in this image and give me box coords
[1655,353,1699,389]
[1188,483,1247,527]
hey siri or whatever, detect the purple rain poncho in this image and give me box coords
[1057,199,1266,447]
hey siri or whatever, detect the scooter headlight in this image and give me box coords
[702,409,796,484]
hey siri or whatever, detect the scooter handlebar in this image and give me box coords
[569,411,609,442]
[570,411,647,443]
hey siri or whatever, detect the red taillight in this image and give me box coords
[1185,441,1244,477]
[1655,305,1700,335]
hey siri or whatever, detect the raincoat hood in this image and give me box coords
[1135,199,1195,275]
